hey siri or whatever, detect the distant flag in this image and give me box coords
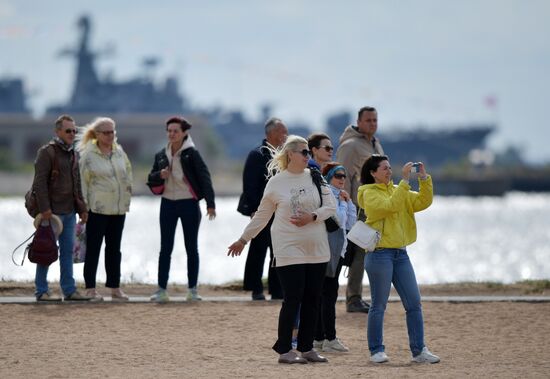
[484,95,498,109]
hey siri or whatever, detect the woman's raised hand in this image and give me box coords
[402,162,413,181]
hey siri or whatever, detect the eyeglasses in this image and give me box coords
[333,173,347,179]
[64,129,77,134]
[319,145,334,152]
[295,149,311,157]
[98,130,115,135]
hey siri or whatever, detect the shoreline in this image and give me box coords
[1,279,548,298]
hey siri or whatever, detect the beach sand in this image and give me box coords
[1,283,549,378]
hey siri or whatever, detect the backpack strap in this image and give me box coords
[310,168,326,207]
[11,231,35,266]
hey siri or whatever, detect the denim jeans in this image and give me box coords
[364,248,425,356]
[315,258,343,341]
[35,212,77,297]
[157,198,201,289]
[346,210,366,304]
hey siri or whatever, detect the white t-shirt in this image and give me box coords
[240,169,336,267]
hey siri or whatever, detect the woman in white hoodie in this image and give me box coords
[77,117,132,301]
[148,116,216,303]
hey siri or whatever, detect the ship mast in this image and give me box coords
[57,15,101,110]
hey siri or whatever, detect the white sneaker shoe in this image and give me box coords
[411,347,440,363]
[186,287,202,301]
[322,338,349,352]
[370,351,389,363]
[150,289,169,303]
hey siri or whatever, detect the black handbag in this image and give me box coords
[310,168,340,232]
[324,216,340,232]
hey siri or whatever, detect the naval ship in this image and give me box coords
[1,15,521,195]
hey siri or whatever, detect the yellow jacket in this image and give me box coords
[79,141,133,215]
[357,176,433,249]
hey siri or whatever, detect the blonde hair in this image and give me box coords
[76,117,116,151]
[266,135,308,178]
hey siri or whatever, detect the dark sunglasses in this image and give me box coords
[295,149,311,157]
[319,145,334,152]
[98,130,115,135]
[333,173,346,179]
[64,129,77,134]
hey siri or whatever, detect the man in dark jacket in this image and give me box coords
[33,114,90,302]
[238,117,287,300]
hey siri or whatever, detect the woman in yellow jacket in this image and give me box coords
[77,117,132,301]
[357,154,439,364]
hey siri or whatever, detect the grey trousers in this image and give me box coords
[346,209,367,303]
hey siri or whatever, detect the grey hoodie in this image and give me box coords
[336,125,384,206]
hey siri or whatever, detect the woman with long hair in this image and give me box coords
[77,117,132,301]
[228,135,336,364]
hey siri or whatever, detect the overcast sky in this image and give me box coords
[1,0,549,162]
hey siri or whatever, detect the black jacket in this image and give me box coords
[237,139,272,216]
[148,147,216,209]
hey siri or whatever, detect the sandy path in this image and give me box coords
[1,301,549,378]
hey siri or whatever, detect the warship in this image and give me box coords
[1,15,520,195]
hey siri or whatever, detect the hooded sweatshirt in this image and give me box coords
[336,125,384,207]
[357,176,433,249]
[163,136,196,200]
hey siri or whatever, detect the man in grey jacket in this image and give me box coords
[33,114,90,302]
[336,106,384,313]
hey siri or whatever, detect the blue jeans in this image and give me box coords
[157,198,201,289]
[35,212,77,297]
[364,248,425,356]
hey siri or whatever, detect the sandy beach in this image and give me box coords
[1,282,549,378]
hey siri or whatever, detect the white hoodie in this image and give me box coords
[162,136,196,200]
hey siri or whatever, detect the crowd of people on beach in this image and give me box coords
[28,106,440,365]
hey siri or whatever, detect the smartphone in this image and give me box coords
[411,162,421,173]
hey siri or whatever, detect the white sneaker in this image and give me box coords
[322,338,349,352]
[411,347,440,364]
[85,288,104,302]
[186,287,202,301]
[150,289,169,303]
[370,351,389,363]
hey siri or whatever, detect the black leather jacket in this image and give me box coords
[148,147,216,209]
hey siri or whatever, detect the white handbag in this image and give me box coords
[346,221,381,252]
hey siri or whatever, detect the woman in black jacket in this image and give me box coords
[148,116,216,302]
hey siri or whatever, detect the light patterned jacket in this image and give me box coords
[79,141,132,215]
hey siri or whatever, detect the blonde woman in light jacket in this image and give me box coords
[77,117,132,302]
[357,154,439,364]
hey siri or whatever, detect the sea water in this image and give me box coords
[2,193,549,285]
